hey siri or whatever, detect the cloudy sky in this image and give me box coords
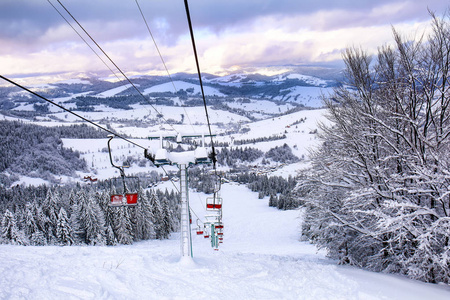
[0,0,447,82]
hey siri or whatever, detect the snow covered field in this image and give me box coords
[1,183,449,299]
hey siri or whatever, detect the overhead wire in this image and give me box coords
[46,0,122,82]
[183,0,221,224]
[134,0,196,133]
[0,74,182,193]
[48,0,183,191]
[0,74,146,150]
[8,1,221,200]
[183,0,217,171]
[55,0,177,132]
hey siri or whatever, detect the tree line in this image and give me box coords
[0,121,107,186]
[0,183,179,246]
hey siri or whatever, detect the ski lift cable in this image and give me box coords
[48,0,155,123]
[46,0,123,83]
[184,0,217,171]
[1,75,181,195]
[49,1,185,193]
[189,206,203,224]
[55,0,178,133]
[195,193,207,212]
[48,0,160,135]
[134,0,176,94]
[0,75,147,151]
[134,0,196,134]
[161,165,181,193]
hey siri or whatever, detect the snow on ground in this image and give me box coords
[96,84,134,97]
[204,74,246,87]
[11,176,50,187]
[220,108,329,160]
[143,81,225,97]
[226,99,294,115]
[273,86,333,108]
[49,104,249,130]
[1,183,450,299]
[285,74,329,86]
[57,108,328,182]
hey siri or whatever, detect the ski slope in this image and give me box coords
[1,183,450,299]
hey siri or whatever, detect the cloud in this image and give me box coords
[0,0,447,82]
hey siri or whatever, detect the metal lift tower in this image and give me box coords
[145,132,213,258]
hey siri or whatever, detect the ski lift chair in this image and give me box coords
[107,135,139,206]
[206,196,222,210]
[196,219,204,235]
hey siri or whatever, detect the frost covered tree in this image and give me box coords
[134,189,155,240]
[160,197,173,240]
[301,11,450,284]
[105,224,117,246]
[56,207,74,245]
[28,200,50,245]
[151,194,164,239]
[73,189,106,245]
[42,188,61,242]
[1,209,26,245]
[114,207,133,244]
[23,203,39,238]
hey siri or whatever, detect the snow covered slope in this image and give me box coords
[1,183,449,299]
[143,80,225,97]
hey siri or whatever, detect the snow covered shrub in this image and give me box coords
[301,12,450,284]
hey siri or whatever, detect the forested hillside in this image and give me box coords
[0,121,106,186]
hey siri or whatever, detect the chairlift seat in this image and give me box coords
[126,193,138,205]
[206,197,223,210]
[206,203,222,209]
[110,194,124,206]
[110,193,138,206]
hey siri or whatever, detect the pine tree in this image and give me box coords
[160,197,173,239]
[277,195,285,210]
[73,189,106,245]
[1,209,26,245]
[114,207,133,244]
[30,231,47,246]
[105,224,117,246]
[134,189,154,240]
[151,194,164,239]
[27,201,48,245]
[269,194,277,207]
[23,203,39,238]
[56,207,74,245]
[42,188,60,243]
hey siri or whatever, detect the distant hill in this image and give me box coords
[0,68,342,113]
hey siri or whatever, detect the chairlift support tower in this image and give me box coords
[145,132,214,258]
